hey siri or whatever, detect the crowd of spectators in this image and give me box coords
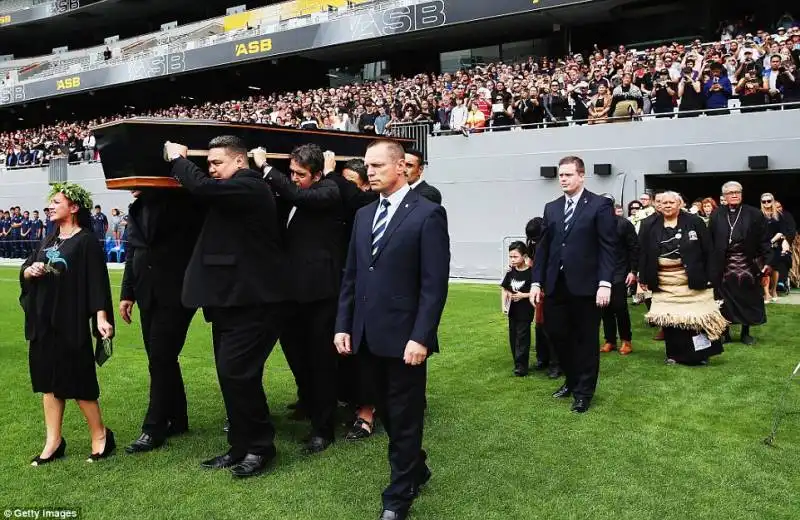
[2,18,799,168]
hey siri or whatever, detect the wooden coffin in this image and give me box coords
[92,118,414,190]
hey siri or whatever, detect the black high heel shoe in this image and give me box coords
[31,438,67,466]
[87,428,116,462]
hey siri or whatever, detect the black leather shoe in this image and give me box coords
[513,368,528,377]
[87,428,116,462]
[547,367,563,379]
[379,510,406,520]
[552,384,571,398]
[305,436,333,454]
[200,451,244,470]
[741,334,756,345]
[125,433,165,454]
[571,398,590,413]
[31,438,66,466]
[230,453,275,478]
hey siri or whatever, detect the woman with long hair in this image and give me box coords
[701,197,718,220]
[20,183,115,466]
[110,208,122,247]
[588,83,613,125]
[761,193,791,302]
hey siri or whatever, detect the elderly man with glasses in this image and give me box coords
[707,181,771,345]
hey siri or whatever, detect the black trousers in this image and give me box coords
[280,298,339,440]
[544,274,601,400]
[601,282,632,344]
[207,304,282,457]
[507,318,531,372]
[535,324,558,368]
[139,304,196,436]
[359,345,428,515]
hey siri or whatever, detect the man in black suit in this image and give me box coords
[164,136,285,478]
[323,152,378,246]
[254,144,344,453]
[599,196,640,355]
[120,189,203,453]
[530,156,615,414]
[335,139,450,520]
[404,149,442,205]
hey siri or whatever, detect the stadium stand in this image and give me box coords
[1,19,799,169]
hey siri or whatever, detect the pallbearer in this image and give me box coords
[165,136,285,478]
[120,188,204,454]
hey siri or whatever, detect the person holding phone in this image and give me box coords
[20,183,116,466]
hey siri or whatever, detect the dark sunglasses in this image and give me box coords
[761,199,773,203]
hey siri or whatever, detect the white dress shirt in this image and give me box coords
[373,183,411,230]
[409,178,423,191]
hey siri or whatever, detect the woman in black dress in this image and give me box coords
[20,183,115,466]
[760,193,792,302]
[639,192,727,365]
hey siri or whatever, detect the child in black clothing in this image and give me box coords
[501,241,534,376]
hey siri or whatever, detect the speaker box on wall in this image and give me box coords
[668,160,687,173]
[594,164,612,176]
[540,166,557,178]
[748,155,769,170]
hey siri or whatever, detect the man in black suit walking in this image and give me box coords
[404,149,442,205]
[120,189,203,453]
[335,139,450,520]
[165,136,285,478]
[530,155,615,413]
[255,143,344,454]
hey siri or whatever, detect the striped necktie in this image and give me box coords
[372,199,391,256]
[564,198,575,232]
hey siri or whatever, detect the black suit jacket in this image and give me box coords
[639,212,713,291]
[120,190,203,309]
[335,188,450,358]
[265,168,345,302]
[532,189,616,296]
[612,215,639,283]
[413,180,442,205]
[325,171,378,248]
[171,158,284,309]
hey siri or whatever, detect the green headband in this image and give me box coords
[48,182,94,210]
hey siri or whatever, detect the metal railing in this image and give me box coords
[433,99,800,136]
[388,121,430,160]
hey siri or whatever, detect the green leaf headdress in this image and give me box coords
[48,182,94,210]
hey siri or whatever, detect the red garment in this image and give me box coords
[476,98,491,120]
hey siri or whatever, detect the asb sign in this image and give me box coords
[349,0,446,39]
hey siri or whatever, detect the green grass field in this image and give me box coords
[0,266,798,519]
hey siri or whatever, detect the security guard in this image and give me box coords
[30,210,43,245]
[0,211,10,258]
[20,211,31,257]
[10,207,22,258]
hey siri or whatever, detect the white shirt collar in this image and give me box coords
[409,178,423,190]
[380,183,411,207]
[565,188,584,204]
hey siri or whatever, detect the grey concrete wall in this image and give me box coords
[425,109,800,279]
[2,109,799,279]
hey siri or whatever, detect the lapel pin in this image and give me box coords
[405,204,409,208]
